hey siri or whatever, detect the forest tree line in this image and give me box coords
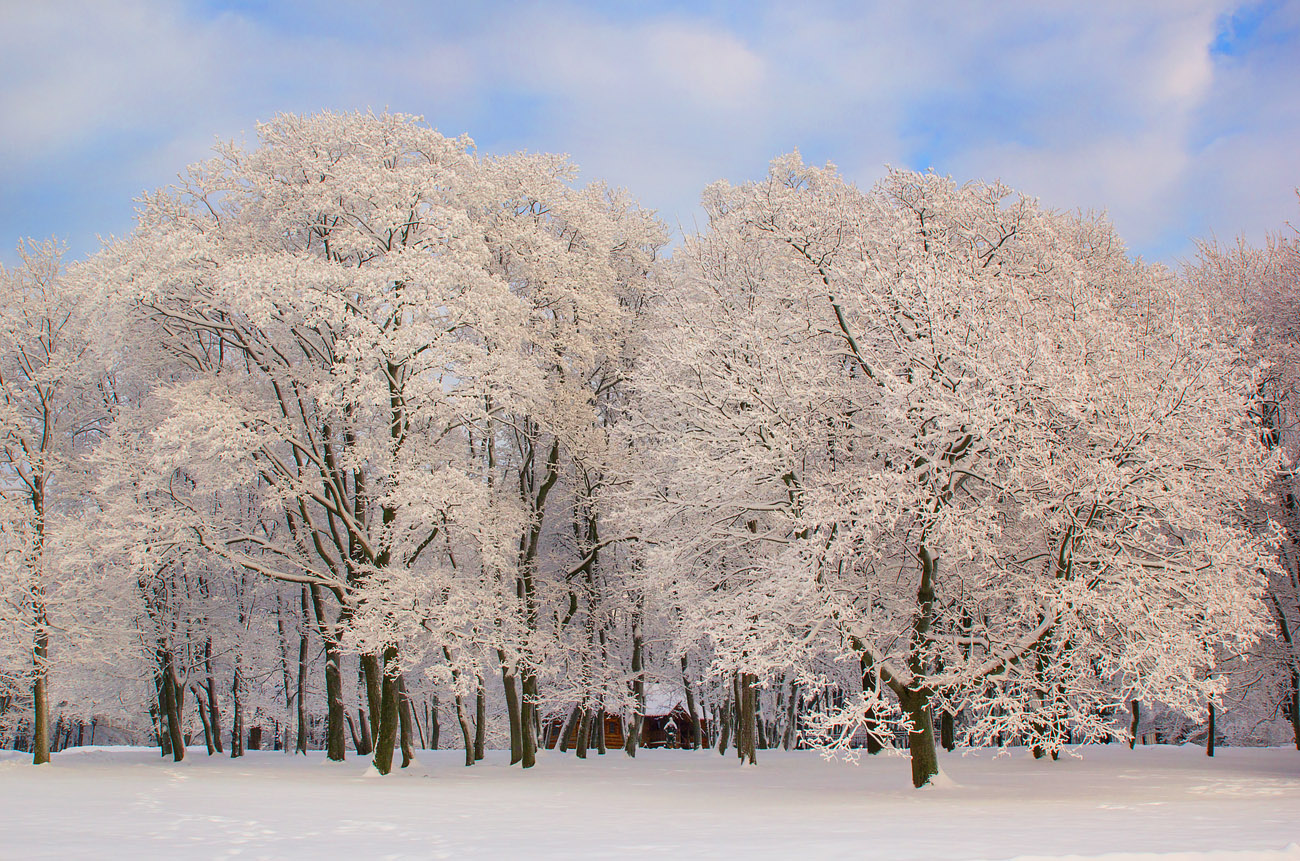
[0,111,1296,788]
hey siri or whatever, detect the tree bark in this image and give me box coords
[737,672,757,765]
[194,686,216,754]
[310,586,345,761]
[681,656,701,749]
[397,673,415,767]
[499,655,522,764]
[296,588,309,754]
[1289,669,1300,751]
[899,688,940,788]
[1129,700,1140,750]
[203,644,224,754]
[371,646,401,775]
[32,621,49,765]
[231,664,245,758]
[429,695,440,750]
[559,704,581,753]
[520,671,538,768]
[474,679,486,761]
[453,691,474,766]
[717,693,732,755]
[575,708,591,759]
[1207,702,1216,757]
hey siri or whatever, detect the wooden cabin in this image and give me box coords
[542,686,706,750]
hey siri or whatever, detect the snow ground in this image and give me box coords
[0,744,1296,860]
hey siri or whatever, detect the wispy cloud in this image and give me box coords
[1,0,1296,265]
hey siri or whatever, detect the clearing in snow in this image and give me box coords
[0,744,1296,859]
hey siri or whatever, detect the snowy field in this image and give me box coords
[0,745,1297,860]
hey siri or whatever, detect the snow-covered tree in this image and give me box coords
[95,111,661,773]
[1185,207,1300,748]
[623,155,1276,787]
[0,240,119,764]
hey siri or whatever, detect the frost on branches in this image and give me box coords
[1185,204,1300,748]
[94,112,663,774]
[620,154,1276,787]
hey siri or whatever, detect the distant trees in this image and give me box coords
[1185,205,1300,748]
[0,240,117,764]
[0,115,1284,788]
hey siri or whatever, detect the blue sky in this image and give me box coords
[2,0,1297,267]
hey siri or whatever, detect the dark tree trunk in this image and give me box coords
[357,709,374,755]
[625,611,646,757]
[1207,702,1216,757]
[717,692,732,755]
[397,674,415,767]
[474,680,487,761]
[194,686,216,755]
[230,664,245,758]
[682,656,701,749]
[429,695,441,750]
[783,678,799,751]
[453,691,474,767]
[296,589,310,754]
[371,646,401,775]
[576,708,591,759]
[899,689,940,788]
[559,704,581,753]
[361,654,383,744]
[309,586,345,761]
[1289,669,1300,751]
[443,647,475,766]
[500,656,522,764]
[737,672,757,765]
[520,671,539,768]
[1129,700,1140,750]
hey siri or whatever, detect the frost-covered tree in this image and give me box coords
[1185,208,1300,748]
[623,155,1276,787]
[0,240,118,764]
[96,111,661,773]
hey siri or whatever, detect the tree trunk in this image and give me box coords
[1129,700,1140,750]
[443,647,475,766]
[717,692,732,755]
[1289,669,1300,751]
[361,654,383,744]
[310,587,345,761]
[559,704,581,753]
[681,656,701,749]
[429,695,441,750]
[371,646,401,775]
[453,691,474,767]
[194,686,216,755]
[737,672,757,765]
[899,689,940,788]
[500,656,522,764]
[230,664,245,758]
[356,709,373,755]
[296,588,309,754]
[474,679,487,761]
[783,679,798,751]
[1207,702,1216,757]
[576,708,591,759]
[397,673,415,767]
[624,611,646,757]
[32,615,49,765]
[518,671,538,768]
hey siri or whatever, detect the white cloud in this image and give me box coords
[0,0,1296,264]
